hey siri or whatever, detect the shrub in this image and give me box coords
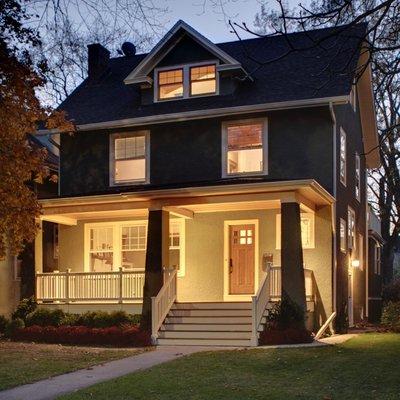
[5,318,25,338]
[266,298,305,330]
[0,315,9,334]
[76,310,138,328]
[12,297,37,322]
[259,298,313,345]
[26,308,66,327]
[383,280,400,303]
[381,301,400,332]
[12,325,151,347]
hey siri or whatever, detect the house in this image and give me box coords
[368,205,384,323]
[34,20,380,345]
[0,135,59,317]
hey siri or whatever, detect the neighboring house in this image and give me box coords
[368,205,384,323]
[34,20,379,346]
[0,135,58,317]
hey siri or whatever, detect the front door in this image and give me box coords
[229,224,255,294]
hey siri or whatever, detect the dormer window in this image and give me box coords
[155,62,218,101]
[190,65,216,96]
[158,69,183,100]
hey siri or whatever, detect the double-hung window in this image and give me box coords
[111,131,149,185]
[276,212,315,249]
[340,128,347,186]
[340,218,347,253]
[347,207,356,250]
[355,153,361,201]
[88,226,114,272]
[156,63,217,101]
[223,120,267,176]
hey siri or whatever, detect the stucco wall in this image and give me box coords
[0,253,20,317]
[58,208,332,321]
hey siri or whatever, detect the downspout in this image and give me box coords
[329,103,337,317]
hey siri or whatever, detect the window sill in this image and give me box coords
[110,180,148,187]
[222,171,267,179]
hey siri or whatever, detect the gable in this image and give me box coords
[157,35,219,68]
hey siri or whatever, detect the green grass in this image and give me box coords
[0,341,146,391]
[59,333,400,400]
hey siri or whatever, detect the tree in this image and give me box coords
[0,0,73,260]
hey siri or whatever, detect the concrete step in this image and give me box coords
[161,323,252,332]
[157,338,252,347]
[164,316,253,324]
[169,309,252,317]
[159,330,251,340]
[172,302,252,310]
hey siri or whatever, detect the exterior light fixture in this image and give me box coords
[351,259,360,268]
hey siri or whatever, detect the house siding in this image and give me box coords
[59,107,333,197]
[333,97,368,325]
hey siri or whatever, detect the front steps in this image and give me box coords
[157,302,255,347]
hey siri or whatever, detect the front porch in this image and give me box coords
[36,180,334,339]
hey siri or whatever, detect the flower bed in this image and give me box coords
[12,325,151,347]
[259,327,314,345]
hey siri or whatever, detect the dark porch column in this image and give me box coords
[140,209,169,331]
[281,202,307,314]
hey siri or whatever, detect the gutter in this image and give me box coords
[36,95,349,135]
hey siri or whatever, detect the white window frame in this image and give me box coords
[169,219,186,277]
[347,207,356,250]
[350,85,357,112]
[221,118,268,178]
[275,212,315,249]
[84,220,185,276]
[355,153,361,202]
[154,60,219,102]
[340,218,347,253]
[374,242,381,275]
[340,128,347,186]
[109,131,150,186]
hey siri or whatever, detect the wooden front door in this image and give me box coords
[229,224,255,294]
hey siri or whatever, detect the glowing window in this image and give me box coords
[340,218,347,252]
[89,227,114,272]
[158,69,183,100]
[340,128,347,186]
[111,132,148,184]
[355,153,361,201]
[121,224,147,270]
[226,122,264,175]
[190,65,216,96]
[348,207,356,250]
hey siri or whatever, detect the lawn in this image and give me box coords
[0,340,146,391]
[59,333,400,400]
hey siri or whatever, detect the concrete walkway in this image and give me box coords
[0,346,218,400]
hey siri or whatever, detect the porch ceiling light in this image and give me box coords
[351,259,360,268]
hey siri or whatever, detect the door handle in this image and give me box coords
[229,258,233,273]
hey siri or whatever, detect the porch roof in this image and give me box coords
[39,179,334,225]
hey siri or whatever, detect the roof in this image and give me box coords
[28,134,59,170]
[58,23,367,127]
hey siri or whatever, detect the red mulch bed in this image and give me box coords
[259,327,314,345]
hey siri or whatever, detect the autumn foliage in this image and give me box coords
[0,0,74,259]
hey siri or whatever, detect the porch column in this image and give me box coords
[34,219,43,274]
[281,202,307,313]
[141,209,169,330]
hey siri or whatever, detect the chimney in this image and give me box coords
[87,43,110,80]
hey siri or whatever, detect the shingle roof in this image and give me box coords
[59,23,366,126]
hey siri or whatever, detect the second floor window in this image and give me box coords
[223,120,267,176]
[340,128,347,186]
[348,207,356,250]
[111,132,148,185]
[355,153,361,201]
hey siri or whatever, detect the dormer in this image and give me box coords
[123,20,248,104]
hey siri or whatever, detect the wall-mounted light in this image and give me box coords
[351,259,360,268]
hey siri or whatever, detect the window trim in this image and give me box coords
[347,207,356,250]
[350,85,357,112]
[221,118,268,178]
[109,131,150,187]
[153,60,219,102]
[340,218,347,253]
[355,153,361,202]
[275,212,315,250]
[189,64,217,97]
[84,219,185,276]
[340,127,347,186]
[157,67,184,101]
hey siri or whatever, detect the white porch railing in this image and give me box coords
[36,268,145,303]
[151,268,177,343]
[251,263,272,346]
[269,266,314,301]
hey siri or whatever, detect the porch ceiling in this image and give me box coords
[39,179,334,225]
